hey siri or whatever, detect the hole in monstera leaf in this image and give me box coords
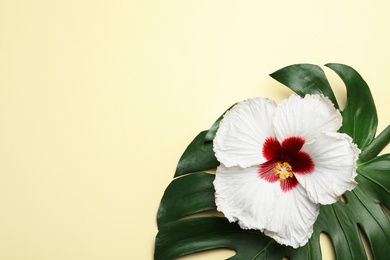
[179,209,225,220]
[340,194,348,204]
[205,168,216,174]
[177,168,216,178]
[323,67,347,111]
[380,203,390,220]
[174,248,236,260]
[320,232,336,260]
[357,224,373,260]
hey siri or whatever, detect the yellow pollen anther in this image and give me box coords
[274,162,293,182]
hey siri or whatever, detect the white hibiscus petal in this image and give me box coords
[273,94,342,143]
[296,132,360,205]
[214,164,319,248]
[213,97,276,167]
[264,185,319,248]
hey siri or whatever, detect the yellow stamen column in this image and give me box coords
[274,162,293,182]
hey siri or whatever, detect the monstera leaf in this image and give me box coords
[154,64,390,259]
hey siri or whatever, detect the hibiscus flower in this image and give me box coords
[213,94,360,248]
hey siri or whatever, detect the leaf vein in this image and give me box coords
[250,240,274,260]
[358,171,390,196]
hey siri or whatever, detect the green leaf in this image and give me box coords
[155,217,304,260]
[174,131,219,177]
[270,63,339,109]
[157,172,216,229]
[156,64,390,259]
[325,63,378,151]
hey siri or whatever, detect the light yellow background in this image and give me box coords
[1,1,390,259]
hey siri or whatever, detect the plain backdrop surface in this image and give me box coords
[1,1,390,259]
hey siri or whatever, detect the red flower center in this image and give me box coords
[258,137,314,192]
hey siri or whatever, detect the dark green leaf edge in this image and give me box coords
[174,131,219,177]
[157,172,216,229]
[204,103,237,142]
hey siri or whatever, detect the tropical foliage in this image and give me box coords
[154,64,390,260]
